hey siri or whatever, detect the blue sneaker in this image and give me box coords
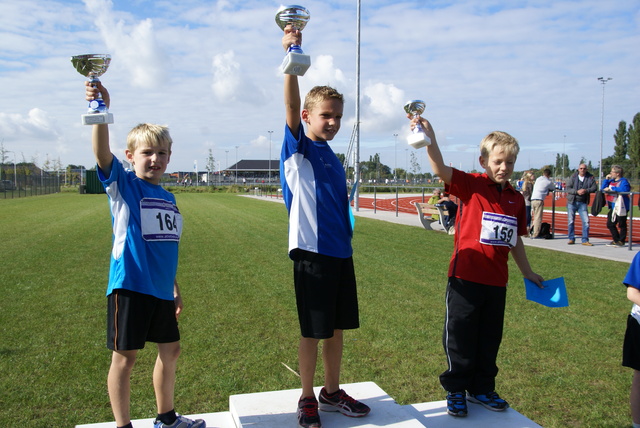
[153,414,206,428]
[467,391,509,411]
[446,391,467,417]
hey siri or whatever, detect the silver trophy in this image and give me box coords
[404,100,431,148]
[71,54,114,125]
[276,5,311,76]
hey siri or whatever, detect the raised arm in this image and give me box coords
[282,27,302,135]
[86,81,113,176]
[408,115,452,184]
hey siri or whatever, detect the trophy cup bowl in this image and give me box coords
[404,100,431,149]
[71,54,114,125]
[276,5,311,76]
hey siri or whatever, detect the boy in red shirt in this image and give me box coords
[407,114,544,417]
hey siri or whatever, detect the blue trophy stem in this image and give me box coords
[414,116,424,134]
[86,75,107,113]
[288,44,304,54]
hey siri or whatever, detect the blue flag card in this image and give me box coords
[524,277,569,308]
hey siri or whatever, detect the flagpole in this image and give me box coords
[354,0,361,210]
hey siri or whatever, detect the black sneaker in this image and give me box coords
[318,387,370,417]
[297,396,321,427]
[446,391,467,417]
[467,391,509,412]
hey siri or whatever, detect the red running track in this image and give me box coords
[357,194,640,244]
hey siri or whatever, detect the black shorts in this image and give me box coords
[292,249,360,339]
[623,314,640,371]
[107,289,180,351]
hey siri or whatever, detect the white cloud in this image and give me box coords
[211,50,270,106]
[212,51,241,101]
[0,108,61,141]
[360,82,405,133]
[83,0,169,89]
[0,0,638,173]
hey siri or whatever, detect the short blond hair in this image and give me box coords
[611,164,624,176]
[126,123,173,153]
[303,85,344,111]
[479,131,519,160]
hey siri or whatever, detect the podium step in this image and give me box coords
[76,381,541,427]
[405,400,542,428]
[229,381,424,427]
[75,412,235,428]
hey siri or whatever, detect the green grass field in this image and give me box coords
[0,192,634,427]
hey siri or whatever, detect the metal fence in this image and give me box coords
[0,172,62,199]
[250,184,640,249]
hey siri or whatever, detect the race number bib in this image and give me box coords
[480,211,517,248]
[140,198,183,241]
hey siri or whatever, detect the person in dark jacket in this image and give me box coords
[566,164,597,246]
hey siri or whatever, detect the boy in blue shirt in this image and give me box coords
[623,251,640,427]
[86,82,204,428]
[280,26,370,428]
[602,165,631,247]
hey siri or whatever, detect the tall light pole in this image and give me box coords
[225,150,229,183]
[405,148,408,182]
[393,133,398,182]
[235,145,239,184]
[353,0,361,210]
[562,134,566,179]
[5,150,17,187]
[267,130,273,183]
[598,77,612,185]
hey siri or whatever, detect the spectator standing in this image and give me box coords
[566,164,597,246]
[602,165,631,247]
[520,172,535,232]
[530,169,556,238]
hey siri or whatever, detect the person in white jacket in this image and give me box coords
[530,168,556,238]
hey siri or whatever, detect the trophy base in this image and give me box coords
[408,132,431,149]
[408,133,431,149]
[82,112,114,126]
[281,52,311,76]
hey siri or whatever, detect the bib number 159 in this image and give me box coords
[480,212,517,247]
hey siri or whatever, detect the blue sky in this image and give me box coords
[0,0,638,176]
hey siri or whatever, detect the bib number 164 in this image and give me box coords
[141,198,182,241]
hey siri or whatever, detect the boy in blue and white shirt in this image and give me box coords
[623,252,640,428]
[280,26,370,428]
[86,82,203,428]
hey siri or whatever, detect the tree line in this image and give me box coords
[547,112,640,183]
